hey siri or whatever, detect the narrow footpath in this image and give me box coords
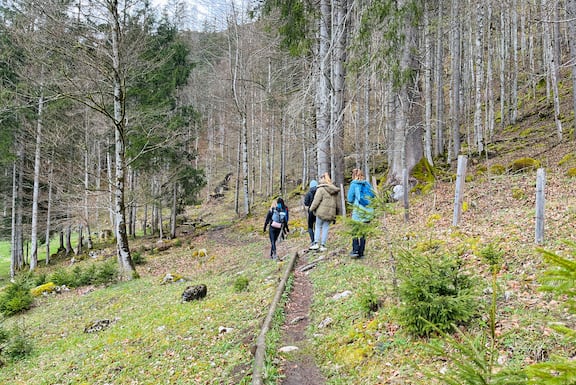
[278,251,325,385]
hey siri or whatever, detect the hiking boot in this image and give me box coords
[309,243,319,250]
[319,245,327,252]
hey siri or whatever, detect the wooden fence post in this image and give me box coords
[340,183,346,217]
[452,155,468,227]
[535,168,546,245]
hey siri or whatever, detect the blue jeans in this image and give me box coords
[314,218,331,245]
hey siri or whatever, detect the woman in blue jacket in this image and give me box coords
[347,169,374,258]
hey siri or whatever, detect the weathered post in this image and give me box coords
[452,155,468,227]
[535,168,545,245]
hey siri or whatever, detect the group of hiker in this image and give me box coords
[263,169,375,260]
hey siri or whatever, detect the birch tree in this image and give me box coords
[567,0,576,125]
[541,0,563,140]
[228,7,250,215]
[450,0,461,162]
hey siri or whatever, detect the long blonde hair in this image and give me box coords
[352,168,365,181]
[320,172,332,184]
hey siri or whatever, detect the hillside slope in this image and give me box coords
[1,100,576,384]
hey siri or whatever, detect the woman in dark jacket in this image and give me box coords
[303,180,318,246]
[263,198,289,259]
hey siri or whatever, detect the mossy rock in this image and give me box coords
[566,168,576,178]
[519,128,533,138]
[411,157,435,184]
[508,157,541,173]
[512,188,526,200]
[476,165,488,175]
[559,152,576,167]
[31,282,57,297]
[489,164,506,175]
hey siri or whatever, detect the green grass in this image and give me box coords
[0,230,282,384]
[0,236,84,282]
[0,241,11,279]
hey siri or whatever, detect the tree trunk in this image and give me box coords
[45,160,53,265]
[434,0,445,158]
[76,225,83,255]
[500,4,508,129]
[10,160,19,279]
[567,0,576,128]
[170,182,177,239]
[511,0,519,124]
[317,0,331,176]
[65,224,72,255]
[541,0,563,140]
[30,90,44,271]
[424,3,434,165]
[473,3,485,154]
[229,10,250,214]
[388,0,423,184]
[84,123,93,250]
[109,0,137,279]
[107,139,115,231]
[486,3,496,142]
[331,0,347,188]
[450,0,461,162]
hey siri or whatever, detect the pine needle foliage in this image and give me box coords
[523,242,576,384]
[425,328,527,385]
[422,246,527,385]
[0,277,33,316]
[395,250,478,337]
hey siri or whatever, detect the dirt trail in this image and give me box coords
[278,251,325,385]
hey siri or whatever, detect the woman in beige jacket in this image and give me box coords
[309,172,340,251]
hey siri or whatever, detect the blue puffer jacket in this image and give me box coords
[347,180,374,222]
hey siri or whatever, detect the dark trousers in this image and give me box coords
[269,226,282,257]
[307,211,316,243]
[352,237,366,257]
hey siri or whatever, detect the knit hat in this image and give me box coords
[309,180,318,188]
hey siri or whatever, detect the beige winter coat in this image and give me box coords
[309,183,339,221]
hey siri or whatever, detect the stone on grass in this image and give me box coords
[181,284,207,302]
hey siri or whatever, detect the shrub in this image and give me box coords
[358,286,380,316]
[2,330,33,361]
[77,264,97,286]
[0,279,34,316]
[480,243,504,272]
[50,268,77,287]
[93,259,118,285]
[131,251,146,265]
[233,276,250,292]
[396,251,478,337]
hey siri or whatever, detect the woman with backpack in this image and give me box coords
[263,198,289,259]
[347,168,375,258]
[303,179,318,246]
[309,172,340,252]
